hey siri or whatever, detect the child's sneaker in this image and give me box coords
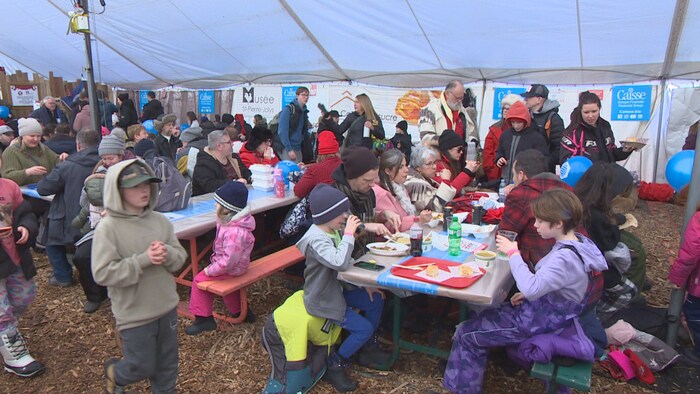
[0,330,45,378]
[104,358,125,394]
[185,316,217,335]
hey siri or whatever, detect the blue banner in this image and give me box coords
[611,85,652,121]
[139,90,149,111]
[281,86,300,107]
[493,87,526,119]
[198,90,215,114]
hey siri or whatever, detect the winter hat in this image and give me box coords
[155,114,177,132]
[18,118,42,137]
[396,120,408,132]
[505,101,532,128]
[341,146,378,179]
[110,127,127,141]
[180,126,202,143]
[221,113,235,125]
[247,126,273,150]
[317,130,339,155]
[521,84,549,99]
[134,138,155,157]
[99,135,126,157]
[309,184,350,225]
[214,180,248,213]
[0,125,14,135]
[438,130,463,152]
[501,94,523,108]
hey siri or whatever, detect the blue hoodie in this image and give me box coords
[509,234,607,304]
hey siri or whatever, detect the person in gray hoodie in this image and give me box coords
[91,159,187,394]
[296,184,390,392]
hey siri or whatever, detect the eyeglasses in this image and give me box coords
[424,161,437,166]
[219,140,232,145]
[448,90,464,102]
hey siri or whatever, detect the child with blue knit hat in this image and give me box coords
[185,180,256,335]
[296,184,390,392]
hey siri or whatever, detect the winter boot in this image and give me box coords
[0,330,45,378]
[356,334,391,369]
[104,358,126,394]
[323,351,357,392]
[232,305,257,323]
[185,316,217,335]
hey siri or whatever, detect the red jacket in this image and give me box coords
[499,173,572,266]
[238,144,279,168]
[483,120,506,180]
[293,156,342,198]
[669,212,700,297]
[433,154,474,194]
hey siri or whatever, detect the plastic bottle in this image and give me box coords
[498,178,507,203]
[448,217,461,256]
[442,206,453,232]
[466,141,477,162]
[409,218,423,257]
[274,168,285,198]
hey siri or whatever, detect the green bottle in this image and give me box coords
[448,217,461,256]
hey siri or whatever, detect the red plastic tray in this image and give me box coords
[390,256,485,289]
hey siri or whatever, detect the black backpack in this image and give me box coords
[149,156,192,212]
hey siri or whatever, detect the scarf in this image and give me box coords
[332,166,376,259]
[391,181,416,216]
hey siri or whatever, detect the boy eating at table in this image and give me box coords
[91,159,187,394]
[296,184,390,392]
[443,188,607,393]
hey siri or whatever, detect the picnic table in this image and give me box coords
[338,228,514,366]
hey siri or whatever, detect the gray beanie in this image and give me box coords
[110,127,127,141]
[99,135,125,156]
[309,184,350,225]
[18,118,42,137]
[180,126,202,143]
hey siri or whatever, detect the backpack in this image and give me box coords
[270,104,297,158]
[149,156,192,212]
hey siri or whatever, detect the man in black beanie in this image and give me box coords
[390,120,413,164]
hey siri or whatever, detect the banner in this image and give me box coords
[198,90,215,114]
[139,90,149,111]
[10,85,38,106]
[611,85,652,121]
[232,86,282,118]
[281,86,300,107]
[492,87,526,119]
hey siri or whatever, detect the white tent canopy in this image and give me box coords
[2,0,700,89]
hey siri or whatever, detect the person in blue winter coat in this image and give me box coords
[443,188,608,393]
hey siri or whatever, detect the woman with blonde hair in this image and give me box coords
[338,93,385,149]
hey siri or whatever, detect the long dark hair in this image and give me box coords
[567,91,602,133]
[378,149,405,197]
[574,162,615,222]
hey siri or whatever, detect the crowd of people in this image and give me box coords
[0,81,697,394]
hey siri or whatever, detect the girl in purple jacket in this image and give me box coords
[444,188,608,393]
[669,206,700,365]
[186,181,256,335]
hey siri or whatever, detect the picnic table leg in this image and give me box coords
[175,238,213,287]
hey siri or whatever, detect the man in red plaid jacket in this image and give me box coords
[499,149,574,268]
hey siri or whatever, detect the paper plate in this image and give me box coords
[620,140,647,150]
[367,242,409,256]
[461,224,496,239]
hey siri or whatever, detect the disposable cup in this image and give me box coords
[496,230,517,259]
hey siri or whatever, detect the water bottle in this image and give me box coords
[274,168,285,198]
[498,178,507,203]
[409,217,423,257]
[448,217,461,256]
[466,141,477,162]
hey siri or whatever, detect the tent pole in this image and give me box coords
[666,131,700,346]
[79,0,100,133]
[652,80,667,182]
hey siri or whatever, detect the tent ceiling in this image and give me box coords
[1,0,698,89]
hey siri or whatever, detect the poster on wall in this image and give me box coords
[10,85,38,106]
[611,85,652,121]
[198,90,215,114]
[232,86,282,119]
[281,86,301,107]
[139,90,149,111]
[492,87,526,119]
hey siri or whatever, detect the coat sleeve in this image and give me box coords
[338,113,354,138]
[496,131,506,161]
[560,128,577,164]
[548,114,565,168]
[1,149,31,185]
[14,200,38,244]
[371,118,385,140]
[160,219,187,273]
[209,228,254,277]
[36,163,66,196]
[499,188,530,235]
[193,160,226,194]
[483,128,500,180]
[233,154,252,183]
[91,224,153,288]
[293,166,317,198]
[307,234,355,272]
[509,250,577,301]
[669,213,700,287]
[278,105,293,152]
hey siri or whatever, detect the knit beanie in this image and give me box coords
[99,135,126,156]
[438,130,463,152]
[180,126,202,143]
[155,114,177,132]
[396,120,408,132]
[341,146,378,179]
[18,118,42,137]
[309,184,350,225]
[214,181,248,213]
[110,127,127,141]
[317,130,339,155]
[501,94,523,109]
[221,113,235,125]
[0,125,14,135]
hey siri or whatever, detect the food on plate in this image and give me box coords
[432,213,444,221]
[424,264,440,277]
[394,90,431,125]
[371,244,397,252]
[392,236,410,245]
[458,264,475,277]
[474,250,497,260]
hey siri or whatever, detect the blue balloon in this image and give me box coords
[180,123,190,131]
[665,150,694,191]
[560,156,593,187]
[275,160,301,186]
[0,106,9,118]
[143,119,157,135]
